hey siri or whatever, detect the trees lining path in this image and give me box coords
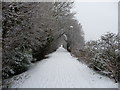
[12,46,118,88]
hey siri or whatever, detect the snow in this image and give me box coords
[70,26,73,28]
[11,46,118,88]
[63,34,67,41]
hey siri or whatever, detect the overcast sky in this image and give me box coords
[72,1,118,41]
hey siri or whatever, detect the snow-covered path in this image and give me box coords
[12,46,118,88]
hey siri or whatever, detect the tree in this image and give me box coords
[2,2,83,80]
[80,32,119,82]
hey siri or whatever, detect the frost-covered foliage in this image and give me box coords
[79,32,119,82]
[2,2,84,80]
[2,2,32,79]
[57,14,85,54]
[2,46,32,79]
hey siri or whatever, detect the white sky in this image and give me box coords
[72,1,118,41]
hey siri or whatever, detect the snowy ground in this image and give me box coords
[11,46,118,88]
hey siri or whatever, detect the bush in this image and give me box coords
[79,32,119,82]
[2,46,33,79]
